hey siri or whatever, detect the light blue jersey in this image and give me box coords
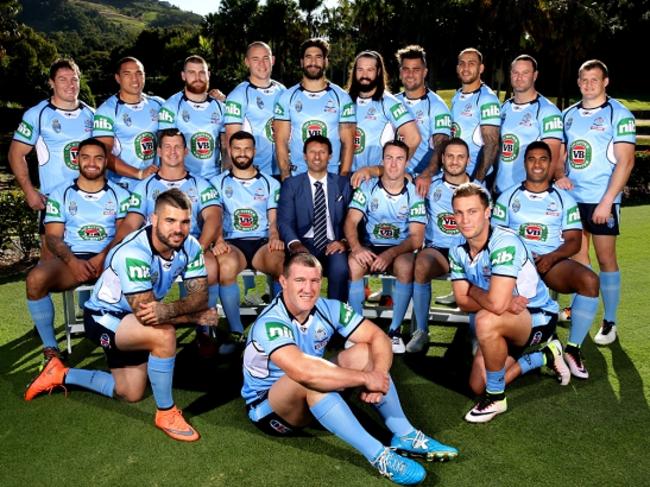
[241,296,363,404]
[44,180,130,254]
[449,226,558,314]
[396,90,452,174]
[424,175,479,248]
[85,226,206,326]
[352,93,414,171]
[274,83,356,174]
[129,173,221,238]
[492,184,582,255]
[562,97,636,204]
[450,83,501,176]
[497,95,563,193]
[93,94,164,191]
[13,100,95,195]
[349,177,426,246]
[158,91,225,179]
[224,80,286,175]
[210,171,280,239]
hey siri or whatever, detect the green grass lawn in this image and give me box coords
[1,207,650,486]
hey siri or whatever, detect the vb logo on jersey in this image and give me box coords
[451,122,461,138]
[437,213,459,235]
[265,322,294,341]
[126,258,151,282]
[302,120,327,141]
[78,225,107,241]
[569,140,592,169]
[191,132,214,160]
[354,128,366,154]
[135,132,156,160]
[63,141,81,170]
[490,246,516,266]
[519,223,548,241]
[501,134,519,163]
[373,223,400,240]
[234,208,259,231]
[265,119,275,142]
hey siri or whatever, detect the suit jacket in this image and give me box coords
[278,172,353,246]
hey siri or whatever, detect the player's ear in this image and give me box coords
[279,274,287,290]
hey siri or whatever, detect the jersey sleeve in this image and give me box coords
[538,101,563,140]
[349,182,370,215]
[430,95,452,137]
[489,235,523,279]
[273,88,292,122]
[127,179,148,216]
[253,317,297,357]
[407,184,427,224]
[384,96,413,130]
[115,185,132,219]
[267,176,281,210]
[448,246,467,281]
[158,96,178,130]
[197,178,221,210]
[491,192,510,227]
[338,89,356,123]
[43,188,65,224]
[224,85,246,125]
[112,245,153,295]
[560,190,582,232]
[325,299,364,339]
[13,103,43,146]
[93,100,116,138]
[479,90,501,127]
[181,237,208,281]
[613,103,636,144]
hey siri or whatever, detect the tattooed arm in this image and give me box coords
[44,222,95,282]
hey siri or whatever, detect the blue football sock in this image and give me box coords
[27,296,58,349]
[243,274,255,294]
[220,283,244,334]
[272,280,282,297]
[600,271,620,323]
[389,281,413,333]
[381,278,394,296]
[310,392,384,462]
[486,367,506,395]
[147,354,175,410]
[65,368,114,398]
[517,351,545,375]
[569,294,599,346]
[373,378,415,437]
[349,279,365,315]
[412,282,431,333]
[208,283,219,308]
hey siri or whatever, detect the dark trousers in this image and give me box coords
[302,238,349,302]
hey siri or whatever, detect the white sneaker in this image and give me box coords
[465,394,507,423]
[405,330,429,353]
[564,346,589,379]
[391,335,406,354]
[594,320,617,346]
[434,292,456,305]
[542,339,571,386]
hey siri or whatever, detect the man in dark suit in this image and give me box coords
[278,135,353,301]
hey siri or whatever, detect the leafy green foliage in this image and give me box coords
[0,189,39,258]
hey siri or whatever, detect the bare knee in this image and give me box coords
[474,311,499,342]
[115,387,144,403]
[579,270,600,298]
[149,325,177,357]
[26,266,48,300]
[337,342,373,370]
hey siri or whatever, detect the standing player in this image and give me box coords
[25,138,130,362]
[93,57,163,191]
[210,131,284,352]
[450,48,500,182]
[9,58,95,258]
[493,141,599,378]
[495,55,563,195]
[450,183,568,423]
[345,141,426,353]
[347,50,420,171]
[408,138,475,353]
[558,60,635,345]
[242,253,457,485]
[274,38,356,178]
[24,189,216,442]
[224,42,286,176]
[394,45,452,190]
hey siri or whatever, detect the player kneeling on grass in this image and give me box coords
[242,253,457,486]
[24,189,217,442]
[449,183,570,423]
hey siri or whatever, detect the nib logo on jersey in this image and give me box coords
[135,132,156,160]
[302,120,327,141]
[191,132,214,160]
[354,128,365,154]
[265,322,294,341]
[64,141,81,170]
[501,134,520,163]
[78,225,107,241]
[437,213,459,235]
[126,258,151,282]
[490,246,516,266]
[569,140,592,169]
[234,208,259,231]
[519,223,548,241]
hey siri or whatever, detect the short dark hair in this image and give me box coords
[303,135,332,154]
[154,188,192,213]
[458,47,483,64]
[246,41,272,57]
[579,59,608,78]
[441,137,469,156]
[283,252,323,278]
[524,140,551,160]
[300,38,329,58]
[115,56,143,74]
[49,58,81,81]
[382,139,409,159]
[183,55,208,70]
[229,130,256,147]
[347,50,389,101]
[452,182,490,209]
[157,128,186,147]
[395,45,427,68]
[512,54,537,72]
[78,137,107,157]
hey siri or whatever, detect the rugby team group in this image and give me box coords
[11,37,635,485]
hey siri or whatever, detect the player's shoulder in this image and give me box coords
[143,93,165,107]
[228,80,251,96]
[608,97,635,118]
[163,90,184,106]
[562,100,581,117]
[425,89,448,105]
[23,99,51,116]
[96,94,119,111]
[490,225,522,248]
[106,180,131,198]
[479,83,498,98]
